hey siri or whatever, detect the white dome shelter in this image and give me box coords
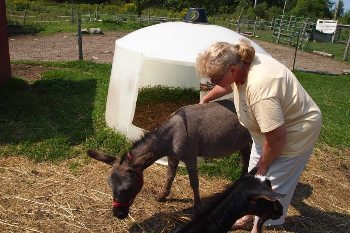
[106,21,269,141]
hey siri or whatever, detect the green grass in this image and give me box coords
[295,71,350,148]
[0,61,129,161]
[7,19,153,36]
[305,41,349,62]
[246,29,350,64]
[0,61,199,161]
[197,154,243,181]
[137,86,199,105]
[0,62,349,180]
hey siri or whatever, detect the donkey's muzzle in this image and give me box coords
[270,201,283,220]
[112,206,129,219]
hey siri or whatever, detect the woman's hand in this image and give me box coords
[258,124,287,175]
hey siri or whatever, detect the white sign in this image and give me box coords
[316,19,337,34]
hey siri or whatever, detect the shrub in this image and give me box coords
[122,3,136,14]
[13,0,30,11]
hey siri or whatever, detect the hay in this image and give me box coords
[0,145,349,233]
[0,156,230,233]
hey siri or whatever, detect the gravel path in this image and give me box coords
[9,31,350,74]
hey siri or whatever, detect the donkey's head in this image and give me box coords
[87,150,144,219]
[238,167,285,222]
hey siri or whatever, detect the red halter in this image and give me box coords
[112,152,144,208]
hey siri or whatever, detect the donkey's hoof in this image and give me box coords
[156,195,167,202]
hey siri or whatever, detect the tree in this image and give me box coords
[234,0,252,17]
[264,0,285,8]
[333,0,344,18]
[13,0,30,11]
[340,9,350,24]
[290,0,332,19]
[164,0,189,11]
[134,0,147,16]
[267,6,283,19]
[254,2,268,18]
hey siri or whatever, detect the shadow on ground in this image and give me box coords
[7,23,44,36]
[129,182,350,233]
[281,182,350,233]
[0,77,96,159]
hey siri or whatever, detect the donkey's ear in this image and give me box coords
[253,190,285,202]
[248,167,258,176]
[87,150,117,165]
[131,153,154,171]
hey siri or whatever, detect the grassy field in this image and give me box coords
[5,0,174,35]
[296,71,350,148]
[1,61,349,180]
[0,62,127,161]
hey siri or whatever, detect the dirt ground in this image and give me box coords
[1,145,349,233]
[8,31,350,74]
[2,32,350,232]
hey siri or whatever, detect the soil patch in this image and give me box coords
[8,31,350,74]
[10,64,55,82]
[132,101,198,131]
[253,40,349,75]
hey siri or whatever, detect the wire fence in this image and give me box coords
[6,7,350,70]
[6,7,182,62]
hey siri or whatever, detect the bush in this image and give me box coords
[13,0,30,11]
[122,3,136,14]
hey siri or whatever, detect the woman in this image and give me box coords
[196,40,322,233]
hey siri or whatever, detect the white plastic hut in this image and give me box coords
[105,10,269,141]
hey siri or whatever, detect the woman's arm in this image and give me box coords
[257,124,287,175]
[200,85,233,104]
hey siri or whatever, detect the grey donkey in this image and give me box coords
[87,99,252,219]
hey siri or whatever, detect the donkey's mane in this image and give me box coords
[131,123,170,150]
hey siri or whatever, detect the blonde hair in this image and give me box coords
[196,39,255,78]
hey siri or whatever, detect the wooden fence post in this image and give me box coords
[95,4,98,20]
[253,16,257,37]
[0,0,11,85]
[70,0,74,24]
[237,16,241,33]
[343,32,350,61]
[23,9,27,25]
[292,29,301,71]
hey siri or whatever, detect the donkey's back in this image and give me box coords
[167,99,251,160]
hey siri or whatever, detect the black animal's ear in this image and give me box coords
[248,167,258,175]
[252,190,285,202]
[246,193,284,220]
[87,150,117,165]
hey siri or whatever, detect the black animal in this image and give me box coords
[87,99,252,219]
[174,168,285,233]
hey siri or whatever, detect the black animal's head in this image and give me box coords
[87,150,144,219]
[238,167,285,221]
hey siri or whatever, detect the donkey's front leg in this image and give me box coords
[156,157,179,202]
[184,160,200,208]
